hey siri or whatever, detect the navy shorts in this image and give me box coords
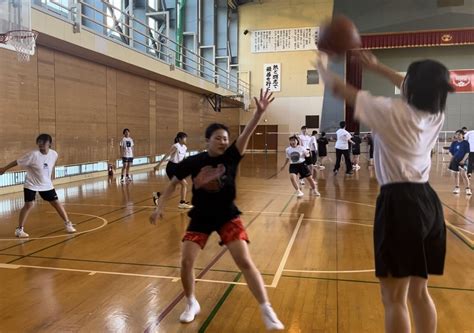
[24,188,58,202]
[122,157,134,164]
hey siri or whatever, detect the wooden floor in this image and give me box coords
[0,152,472,333]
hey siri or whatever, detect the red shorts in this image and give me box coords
[182,217,249,249]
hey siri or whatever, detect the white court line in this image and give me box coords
[284,269,375,274]
[454,226,474,236]
[0,263,262,286]
[270,213,304,288]
[0,212,108,241]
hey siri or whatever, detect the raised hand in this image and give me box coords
[254,88,275,115]
[356,50,378,69]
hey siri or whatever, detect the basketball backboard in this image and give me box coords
[0,0,35,56]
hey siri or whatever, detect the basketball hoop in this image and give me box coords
[0,30,38,62]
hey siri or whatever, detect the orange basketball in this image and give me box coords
[317,15,361,56]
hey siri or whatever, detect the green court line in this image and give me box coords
[281,274,474,292]
[442,202,474,224]
[279,195,294,216]
[198,273,242,333]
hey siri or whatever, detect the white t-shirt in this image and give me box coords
[17,149,58,191]
[286,146,306,164]
[309,136,318,152]
[335,129,352,150]
[355,91,444,185]
[169,143,187,163]
[465,130,474,152]
[120,137,134,158]
[298,134,312,150]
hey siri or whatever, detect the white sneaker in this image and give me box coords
[152,192,160,206]
[296,190,304,197]
[453,186,460,194]
[261,303,284,330]
[120,178,125,184]
[179,298,200,323]
[178,202,193,209]
[15,227,29,238]
[65,221,76,233]
[355,165,361,170]
[466,188,472,196]
[319,165,325,170]
[300,180,305,185]
[126,176,132,182]
[311,189,321,196]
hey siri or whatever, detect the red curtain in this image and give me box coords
[345,28,474,131]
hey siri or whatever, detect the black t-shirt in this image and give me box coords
[352,136,362,150]
[174,142,242,223]
[317,137,329,154]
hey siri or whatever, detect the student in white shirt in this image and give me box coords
[318,51,453,333]
[334,121,354,175]
[120,128,134,183]
[465,129,474,177]
[0,134,76,238]
[309,130,319,178]
[280,136,320,197]
[298,126,313,185]
[153,132,193,209]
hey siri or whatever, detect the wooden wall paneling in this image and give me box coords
[155,82,179,153]
[0,48,39,166]
[54,52,108,165]
[183,91,203,150]
[116,71,150,158]
[149,81,156,156]
[106,68,118,163]
[37,47,56,139]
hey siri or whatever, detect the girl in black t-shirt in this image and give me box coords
[351,131,362,170]
[149,89,284,330]
[316,132,329,170]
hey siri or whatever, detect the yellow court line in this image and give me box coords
[284,269,375,274]
[445,219,474,247]
[270,213,304,288]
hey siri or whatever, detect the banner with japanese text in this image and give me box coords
[252,27,318,53]
[264,63,281,92]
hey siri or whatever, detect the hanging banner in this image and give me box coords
[396,70,474,94]
[450,70,474,93]
[264,63,281,92]
[252,27,319,53]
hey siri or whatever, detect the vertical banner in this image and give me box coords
[252,27,319,53]
[264,63,281,92]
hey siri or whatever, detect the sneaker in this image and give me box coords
[466,188,472,196]
[345,171,354,176]
[261,303,284,330]
[296,190,304,197]
[300,180,305,185]
[355,165,361,170]
[120,178,125,184]
[152,192,161,206]
[333,169,338,175]
[179,298,200,323]
[65,221,76,233]
[15,227,29,238]
[453,186,460,194]
[178,202,193,209]
[319,165,325,170]
[311,189,321,196]
[126,176,132,182]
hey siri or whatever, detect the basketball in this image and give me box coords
[317,15,361,56]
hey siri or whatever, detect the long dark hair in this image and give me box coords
[403,60,454,114]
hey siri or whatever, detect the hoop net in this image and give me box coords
[0,30,38,62]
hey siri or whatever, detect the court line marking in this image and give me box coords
[284,269,375,274]
[270,213,304,288]
[445,219,474,249]
[0,212,108,241]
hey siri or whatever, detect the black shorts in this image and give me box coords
[289,163,311,178]
[122,157,133,164]
[24,188,58,202]
[310,151,318,165]
[352,149,360,155]
[374,182,446,278]
[304,154,313,166]
[165,161,178,180]
[318,150,327,157]
[448,159,465,172]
